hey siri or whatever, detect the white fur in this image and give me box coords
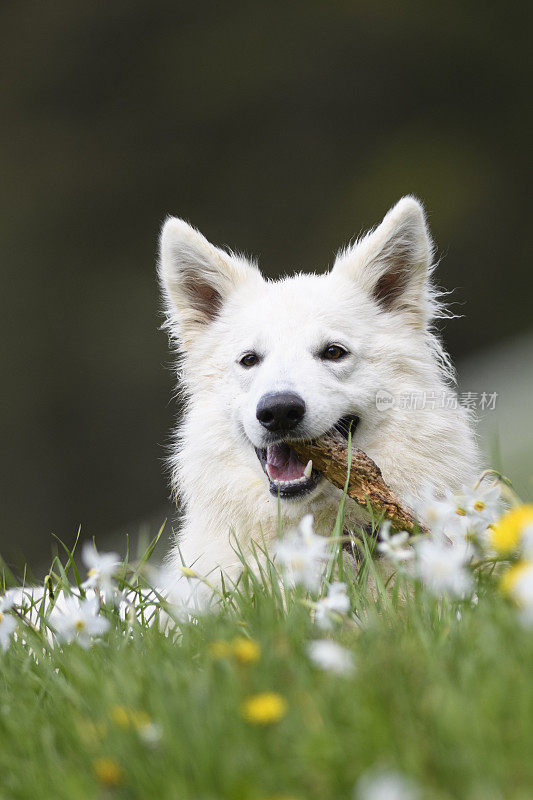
[158,197,480,582]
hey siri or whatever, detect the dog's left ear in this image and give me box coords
[333,196,435,327]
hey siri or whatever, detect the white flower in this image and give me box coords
[377,522,414,563]
[0,589,18,613]
[461,481,501,534]
[521,524,533,559]
[315,582,351,629]
[355,769,420,800]
[504,561,533,627]
[137,721,162,747]
[49,596,110,648]
[274,514,330,592]
[152,567,211,621]
[443,482,501,553]
[411,485,458,536]
[414,537,472,598]
[0,610,16,652]
[413,481,501,552]
[82,543,120,601]
[307,639,355,676]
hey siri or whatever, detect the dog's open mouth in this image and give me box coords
[254,415,359,499]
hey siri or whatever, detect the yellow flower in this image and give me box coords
[131,710,151,730]
[208,640,232,659]
[500,561,533,598]
[231,636,261,664]
[489,505,533,554]
[241,692,287,725]
[109,705,131,729]
[93,757,123,786]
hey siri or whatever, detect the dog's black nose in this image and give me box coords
[256,392,306,433]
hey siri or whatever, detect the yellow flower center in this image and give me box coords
[208,640,232,659]
[87,568,97,577]
[241,692,287,725]
[455,507,467,516]
[0,611,3,624]
[489,505,533,554]
[75,619,86,632]
[231,637,261,665]
[93,757,123,787]
[474,501,485,512]
[109,705,131,728]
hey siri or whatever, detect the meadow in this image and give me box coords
[1,477,533,800]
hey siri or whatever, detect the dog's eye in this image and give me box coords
[322,344,348,361]
[239,352,260,368]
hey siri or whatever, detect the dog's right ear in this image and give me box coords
[159,217,259,347]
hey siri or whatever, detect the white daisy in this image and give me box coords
[82,543,120,601]
[0,609,16,652]
[49,596,110,648]
[377,522,414,563]
[504,561,533,627]
[315,582,351,629]
[414,537,472,598]
[520,523,533,559]
[355,769,420,800]
[410,485,458,536]
[0,589,18,613]
[307,639,355,676]
[274,514,330,592]
[152,566,211,621]
[462,481,501,532]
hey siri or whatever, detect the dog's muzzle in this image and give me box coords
[254,414,359,500]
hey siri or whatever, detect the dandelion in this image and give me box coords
[307,639,355,676]
[208,640,232,659]
[414,537,472,598]
[108,706,160,744]
[231,636,261,664]
[274,514,329,592]
[109,705,131,729]
[315,583,351,629]
[355,769,420,800]
[377,523,414,564]
[241,692,287,725]
[49,596,110,648]
[489,505,533,555]
[93,757,123,787]
[82,543,120,601]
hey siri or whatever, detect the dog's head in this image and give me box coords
[159,197,438,504]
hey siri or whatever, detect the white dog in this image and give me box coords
[158,197,480,582]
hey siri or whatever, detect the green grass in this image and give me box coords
[1,521,533,800]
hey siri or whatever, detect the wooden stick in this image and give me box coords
[290,431,428,535]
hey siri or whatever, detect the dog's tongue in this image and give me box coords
[266,443,306,481]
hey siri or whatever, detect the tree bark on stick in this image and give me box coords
[290,431,428,535]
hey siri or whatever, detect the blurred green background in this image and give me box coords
[1,1,531,572]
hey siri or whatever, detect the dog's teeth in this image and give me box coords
[303,460,313,479]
